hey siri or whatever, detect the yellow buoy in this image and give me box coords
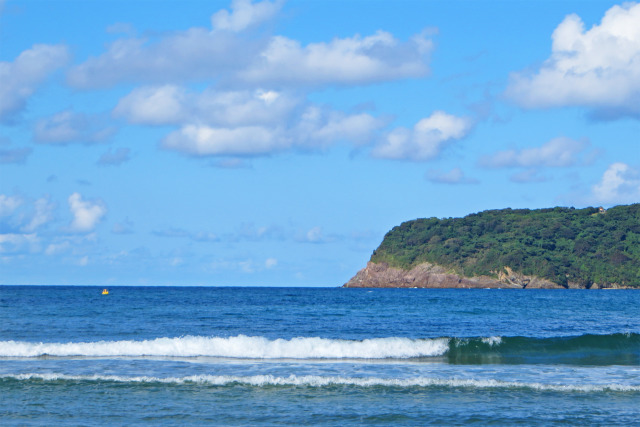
[102,289,109,295]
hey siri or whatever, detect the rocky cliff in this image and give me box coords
[344,262,570,289]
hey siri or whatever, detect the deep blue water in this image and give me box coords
[1,286,639,425]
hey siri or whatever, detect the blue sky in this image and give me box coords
[1,0,639,286]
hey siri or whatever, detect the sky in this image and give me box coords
[1,0,639,286]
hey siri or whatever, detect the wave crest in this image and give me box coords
[2,373,639,393]
[0,335,449,359]
[1,333,637,363]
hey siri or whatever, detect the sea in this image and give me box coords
[1,286,639,425]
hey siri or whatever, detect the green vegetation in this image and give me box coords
[370,204,640,288]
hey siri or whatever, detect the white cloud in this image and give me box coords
[0,44,70,123]
[426,167,478,185]
[114,86,299,127]
[21,197,55,232]
[68,2,432,89]
[296,226,340,244]
[306,226,323,243]
[264,257,278,269]
[1,194,54,234]
[591,162,640,205]
[372,111,472,161]
[295,107,382,148]
[0,195,23,217]
[211,0,282,32]
[68,193,107,232]
[147,87,383,157]
[240,30,432,87]
[44,241,71,256]
[479,137,589,168]
[506,3,640,118]
[163,125,284,156]
[34,110,115,145]
[113,85,188,125]
[67,26,262,88]
[0,233,39,254]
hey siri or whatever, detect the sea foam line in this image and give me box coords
[3,373,639,393]
[0,335,449,359]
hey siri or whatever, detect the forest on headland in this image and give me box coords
[370,204,640,288]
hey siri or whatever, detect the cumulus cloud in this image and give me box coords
[66,25,263,88]
[590,162,640,205]
[97,147,131,166]
[68,1,432,89]
[0,44,70,123]
[163,125,284,156]
[426,167,479,185]
[113,85,189,125]
[138,86,383,157]
[295,107,382,148]
[211,0,282,32]
[239,30,432,87]
[113,86,299,127]
[68,193,107,232]
[161,110,383,157]
[479,137,590,168]
[372,111,472,161]
[506,3,640,119]
[34,110,116,145]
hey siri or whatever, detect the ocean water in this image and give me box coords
[1,286,639,425]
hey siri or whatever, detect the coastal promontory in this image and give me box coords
[344,204,640,289]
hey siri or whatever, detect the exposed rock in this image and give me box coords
[343,262,557,289]
[343,261,640,289]
[494,266,562,289]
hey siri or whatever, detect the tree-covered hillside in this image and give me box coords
[370,204,640,288]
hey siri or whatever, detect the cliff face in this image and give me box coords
[343,262,565,289]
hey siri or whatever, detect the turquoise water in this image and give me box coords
[1,286,639,425]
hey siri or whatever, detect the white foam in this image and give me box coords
[481,336,503,346]
[0,335,450,359]
[3,373,639,393]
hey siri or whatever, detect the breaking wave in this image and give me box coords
[0,335,449,359]
[1,333,638,364]
[2,373,639,393]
